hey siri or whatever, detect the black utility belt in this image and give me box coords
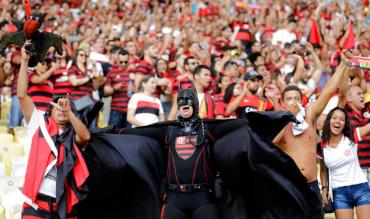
[166,183,210,193]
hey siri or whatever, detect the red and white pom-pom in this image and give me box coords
[23,20,40,38]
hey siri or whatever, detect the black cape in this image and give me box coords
[76,111,317,219]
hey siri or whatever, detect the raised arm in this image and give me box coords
[30,62,59,84]
[307,51,352,123]
[226,84,247,115]
[17,41,36,123]
[290,55,305,84]
[359,123,370,138]
[51,96,90,147]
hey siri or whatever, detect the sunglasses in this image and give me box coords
[78,53,88,58]
[120,60,128,65]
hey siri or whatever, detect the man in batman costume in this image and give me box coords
[76,86,318,219]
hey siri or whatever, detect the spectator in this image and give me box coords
[155,58,172,118]
[28,59,59,112]
[68,49,100,126]
[192,65,214,119]
[50,47,72,99]
[223,61,239,80]
[8,50,22,134]
[320,107,370,218]
[127,75,164,127]
[167,56,199,120]
[226,71,264,118]
[271,19,298,47]
[273,51,352,219]
[134,43,158,90]
[345,86,370,184]
[223,82,243,118]
[104,49,132,129]
[18,41,90,219]
[214,75,231,119]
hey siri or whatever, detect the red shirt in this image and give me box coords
[68,66,93,101]
[214,93,225,116]
[172,76,193,95]
[135,60,156,76]
[51,65,72,97]
[28,71,53,111]
[106,64,133,112]
[231,95,266,118]
[345,103,370,168]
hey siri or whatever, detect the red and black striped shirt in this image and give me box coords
[68,66,93,101]
[28,71,54,111]
[50,65,72,97]
[135,60,156,76]
[171,76,193,95]
[345,103,370,168]
[106,64,132,112]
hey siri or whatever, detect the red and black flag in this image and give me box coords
[22,116,89,218]
[307,19,322,47]
[341,23,355,50]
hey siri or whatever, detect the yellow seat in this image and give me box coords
[0,101,10,120]
[0,176,23,219]
[0,120,8,126]
[0,126,7,134]
[11,156,27,177]
[0,163,6,177]
[0,144,24,176]
[0,205,5,219]
[0,134,13,143]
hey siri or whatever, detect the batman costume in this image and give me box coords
[76,87,318,219]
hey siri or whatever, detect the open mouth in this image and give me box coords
[182,106,190,112]
[332,124,341,131]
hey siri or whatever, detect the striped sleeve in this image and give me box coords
[353,127,362,144]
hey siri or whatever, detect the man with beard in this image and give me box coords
[168,56,199,120]
[134,43,158,90]
[226,70,265,118]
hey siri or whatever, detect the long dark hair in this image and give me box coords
[322,107,354,145]
[71,49,87,67]
[223,83,237,103]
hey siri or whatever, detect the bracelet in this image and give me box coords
[321,186,327,190]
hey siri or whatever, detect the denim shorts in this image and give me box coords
[332,183,370,210]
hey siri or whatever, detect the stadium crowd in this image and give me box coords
[0,0,370,218]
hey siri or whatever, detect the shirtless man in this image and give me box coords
[273,51,352,219]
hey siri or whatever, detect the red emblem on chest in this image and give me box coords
[175,136,197,160]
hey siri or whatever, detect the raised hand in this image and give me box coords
[21,40,32,61]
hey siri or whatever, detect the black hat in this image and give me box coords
[243,70,263,81]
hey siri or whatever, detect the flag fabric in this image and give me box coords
[308,20,321,46]
[342,24,355,50]
[23,115,89,218]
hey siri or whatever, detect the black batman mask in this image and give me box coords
[177,87,199,119]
